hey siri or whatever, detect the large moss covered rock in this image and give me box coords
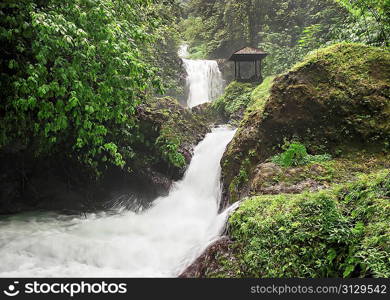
[183,171,390,278]
[134,96,210,184]
[222,43,390,204]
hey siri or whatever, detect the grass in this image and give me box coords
[247,76,275,114]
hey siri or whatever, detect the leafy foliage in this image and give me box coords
[272,142,332,167]
[0,0,181,175]
[146,0,185,100]
[335,0,389,46]
[183,0,388,76]
[156,136,186,168]
[211,81,255,120]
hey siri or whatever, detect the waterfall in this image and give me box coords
[0,127,236,277]
[179,45,224,107]
[0,44,234,278]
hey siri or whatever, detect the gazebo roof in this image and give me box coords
[229,46,268,61]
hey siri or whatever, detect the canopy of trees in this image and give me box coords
[0,0,182,175]
[181,0,389,75]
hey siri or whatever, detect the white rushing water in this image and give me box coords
[0,127,236,277]
[179,45,224,107]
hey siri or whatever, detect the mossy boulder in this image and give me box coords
[222,43,390,204]
[182,170,390,278]
[248,151,389,196]
[135,96,210,183]
[190,102,226,126]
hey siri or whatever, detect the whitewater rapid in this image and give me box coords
[0,127,236,277]
[179,45,224,107]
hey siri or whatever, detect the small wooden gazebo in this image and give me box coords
[228,47,268,83]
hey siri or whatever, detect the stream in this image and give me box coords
[0,45,232,277]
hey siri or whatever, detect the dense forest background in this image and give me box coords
[0,0,185,177]
[181,0,389,75]
[0,0,389,202]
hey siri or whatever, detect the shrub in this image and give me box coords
[272,142,332,167]
[0,0,164,174]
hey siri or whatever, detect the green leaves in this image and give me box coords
[8,59,17,69]
[155,135,186,168]
[66,95,79,111]
[336,0,389,46]
[1,0,167,174]
[272,142,332,167]
[37,84,49,97]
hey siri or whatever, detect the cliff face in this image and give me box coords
[221,43,390,204]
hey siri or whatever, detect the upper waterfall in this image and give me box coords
[179,45,224,108]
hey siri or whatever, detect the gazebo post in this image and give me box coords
[259,59,262,81]
[254,59,258,79]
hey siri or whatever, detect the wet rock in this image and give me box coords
[248,163,326,196]
[180,237,237,278]
[191,102,227,125]
[136,96,211,181]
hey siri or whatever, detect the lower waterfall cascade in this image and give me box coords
[0,127,236,277]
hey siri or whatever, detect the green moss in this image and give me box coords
[211,81,256,122]
[292,43,390,81]
[247,76,275,114]
[206,247,243,278]
[136,96,209,175]
[214,170,390,278]
[247,151,389,198]
[229,157,252,203]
